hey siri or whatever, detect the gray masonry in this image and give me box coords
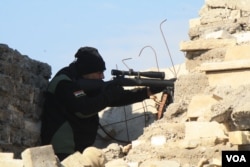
[0,44,51,157]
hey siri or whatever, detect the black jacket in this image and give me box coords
[41,63,149,154]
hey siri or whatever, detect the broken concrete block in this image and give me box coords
[151,135,166,146]
[187,94,219,119]
[81,147,106,167]
[225,44,250,61]
[61,152,86,167]
[105,159,129,167]
[189,17,201,28]
[210,158,222,167]
[206,0,250,13]
[140,160,180,167]
[204,30,233,39]
[122,144,132,154]
[0,159,23,167]
[185,122,227,140]
[131,140,146,148]
[180,137,224,148]
[179,139,199,149]
[180,38,236,51]
[197,157,209,167]
[233,32,250,44]
[62,147,106,167]
[127,161,140,167]
[21,145,58,167]
[0,152,14,159]
[200,60,250,88]
[229,131,250,145]
[200,60,250,72]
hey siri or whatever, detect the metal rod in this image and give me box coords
[138,45,160,72]
[160,19,177,78]
[122,58,132,70]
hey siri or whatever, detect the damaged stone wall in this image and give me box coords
[0,44,51,157]
[167,0,250,124]
[176,0,250,129]
[124,0,250,166]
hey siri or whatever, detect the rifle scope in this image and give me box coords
[111,69,165,79]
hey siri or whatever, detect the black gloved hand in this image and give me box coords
[149,86,166,94]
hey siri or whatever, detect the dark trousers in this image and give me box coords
[56,153,70,161]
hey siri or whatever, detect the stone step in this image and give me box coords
[200,59,250,72]
[180,38,236,51]
[200,59,250,88]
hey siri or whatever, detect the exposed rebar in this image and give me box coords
[160,19,177,78]
[122,58,132,70]
[138,45,160,72]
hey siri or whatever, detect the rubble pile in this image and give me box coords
[122,0,250,166]
[1,0,250,166]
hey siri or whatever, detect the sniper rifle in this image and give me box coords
[111,69,176,119]
[76,69,176,119]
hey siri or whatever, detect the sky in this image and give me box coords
[0,0,204,80]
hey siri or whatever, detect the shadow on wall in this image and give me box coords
[94,100,157,148]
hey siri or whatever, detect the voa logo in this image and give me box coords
[226,155,247,163]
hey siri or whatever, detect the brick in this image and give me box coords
[61,147,106,167]
[187,94,219,119]
[206,0,250,12]
[206,67,250,88]
[61,152,85,167]
[229,131,250,145]
[185,122,227,140]
[21,145,58,167]
[233,32,250,44]
[225,44,250,61]
[0,159,23,167]
[105,159,129,167]
[151,135,166,146]
[189,18,201,28]
[204,30,233,39]
[140,160,180,167]
[180,38,236,51]
[131,140,146,148]
[179,139,199,149]
[127,162,140,167]
[200,59,250,88]
[0,152,14,159]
